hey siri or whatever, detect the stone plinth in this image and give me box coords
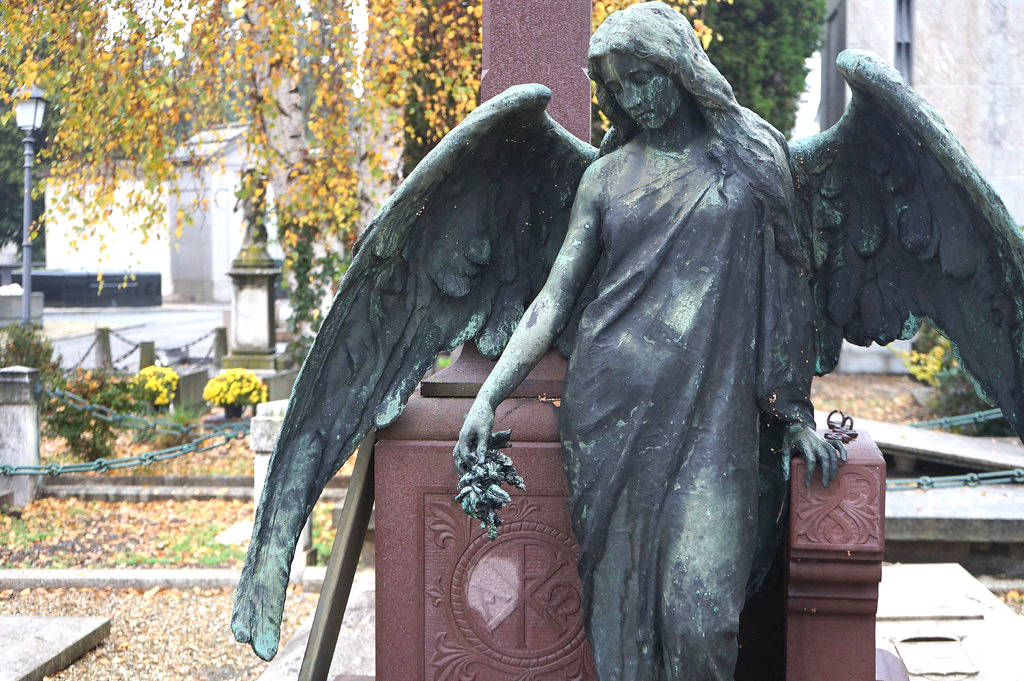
[786,430,900,681]
[0,291,42,325]
[375,348,597,681]
[172,367,208,412]
[223,255,284,370]
[0,366,40,507]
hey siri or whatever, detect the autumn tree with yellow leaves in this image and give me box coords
[0,0,820,352]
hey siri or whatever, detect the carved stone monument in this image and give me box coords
[235,5,1024,681]
[223,171,285,371]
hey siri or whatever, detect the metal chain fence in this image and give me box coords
[0,386,249,477]
[909,408,1005,430]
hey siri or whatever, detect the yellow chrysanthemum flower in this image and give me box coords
[203,369,269,407]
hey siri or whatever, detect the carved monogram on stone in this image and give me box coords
[424,495,597,681]
[792,466,883,552]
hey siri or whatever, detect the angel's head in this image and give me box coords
[588,1,809,269]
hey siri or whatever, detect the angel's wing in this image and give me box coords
[233,84,597,660]
[790,50,1024,436]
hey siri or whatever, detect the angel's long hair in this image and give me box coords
[588,1,808,270]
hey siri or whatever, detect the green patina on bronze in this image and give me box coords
[234,3,1024,678]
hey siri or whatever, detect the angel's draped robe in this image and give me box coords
[559,158,815,681]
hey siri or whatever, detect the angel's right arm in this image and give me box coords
[475,169,603,411]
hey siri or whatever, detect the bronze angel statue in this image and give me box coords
[233,3,1024,679]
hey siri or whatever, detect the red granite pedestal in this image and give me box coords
[786,432,907,681]
[372,346,908,680]
[376,347,596,681]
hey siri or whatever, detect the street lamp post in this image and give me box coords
[13,85,46,326]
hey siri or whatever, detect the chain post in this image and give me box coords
[95,327,113,370]
[213,327,228,369]
[139,341,156,370]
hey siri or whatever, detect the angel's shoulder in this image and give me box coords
[576,150,628,204]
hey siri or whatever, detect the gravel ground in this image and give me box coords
[0,585,317,681]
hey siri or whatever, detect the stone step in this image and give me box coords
[0,615,110,681]
[41,473,350,488]
[885,483,1024,577]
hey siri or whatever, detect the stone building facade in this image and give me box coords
[822,0,1024,223]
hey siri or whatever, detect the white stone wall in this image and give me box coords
[168,154,248,303]
[845,0,897,64]
[44,179,174,296]
[913,0,1024,223]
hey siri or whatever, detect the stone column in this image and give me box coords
[787,430,891,681]
[481,0,592,141]
[0,366,40,507]
[250,399,311,582]
[222,258,284,371]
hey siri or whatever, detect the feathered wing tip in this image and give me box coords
[791,49,1024,439]
[230,84,598,659]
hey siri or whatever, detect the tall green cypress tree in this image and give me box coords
[704,0,825,135]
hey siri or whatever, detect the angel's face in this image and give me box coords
[598,52,684,131]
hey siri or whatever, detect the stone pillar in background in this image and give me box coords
[0,366,40,507]
[481,0,592,141]
[223,254,284,371]
[250,399,311,581]
[787,431,889,681]
[224,171,286,372]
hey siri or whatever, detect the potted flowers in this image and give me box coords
[131,366,179,411]
[202,368,268,418]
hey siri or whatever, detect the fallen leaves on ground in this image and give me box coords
[1,499,253,569]
[811,373,933,425]
[1,497,342,569]
[0,585,317,681]
[1001,590,1024,617]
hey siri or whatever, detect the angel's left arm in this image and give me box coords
[755,226,816,428]
[755,224,846,486]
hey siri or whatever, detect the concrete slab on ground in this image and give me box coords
[877,563,1024,679]
[215,519,254,545]
[886,483,1024,542]
[258,569,375,681]
[814,412,1024,472]
[885,482,1024,576]
[0,615,110,681]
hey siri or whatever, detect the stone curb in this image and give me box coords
[977,575,1024,592]
[0,567,335,592]
[37,485,347,503]
[0,569,243,590]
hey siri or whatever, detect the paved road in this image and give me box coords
[46,304,228,370]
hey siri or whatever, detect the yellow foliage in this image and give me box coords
[131,366,179,406]
[203,369,268,407]
[898,342,950,388]
[1,0,719,345]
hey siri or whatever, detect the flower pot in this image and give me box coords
[224,404,244,419]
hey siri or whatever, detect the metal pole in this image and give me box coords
[21,133,34,326]
[297,434,375,681]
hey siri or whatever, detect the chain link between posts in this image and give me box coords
[0,386,250,477]
[909,408,1005,430]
